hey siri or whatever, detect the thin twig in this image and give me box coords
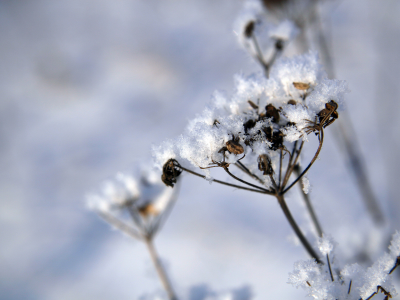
[276,193,321,263]
[282,141,298,185]
[179,166,273,195]
[311,5,384,225]
[279,149,283,188]
[282,129,324,194]
[224,167,273,193]
[98,211,142,240]
[235,160,266,186]
[327,254,334,281]
[348,280,352,295]
[144,236,178,300]
[294,165,323,238]
[282,141,304,188]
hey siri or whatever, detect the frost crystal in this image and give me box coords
[302,175,310,194]
[289,232,400,300]
[317,234,336,256]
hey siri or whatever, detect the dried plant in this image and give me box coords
[88,1,399,299]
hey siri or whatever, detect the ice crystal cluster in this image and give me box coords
[153,52,348,182]
[288,232,400,300]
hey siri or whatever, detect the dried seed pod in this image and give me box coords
[287,100,297,105]
[138,203,159,217]
[262,126,284,150]
[226,138,244,155]
[262,0,289,10]
[275,39,284,51]
[213,119,220,127]
[248,100,259,109]
[243,119,256,133]
[265,104,280,123]
[293,82,310,90]
[244,21,255,38]
[161,159,182,187]
[258,154,274,175]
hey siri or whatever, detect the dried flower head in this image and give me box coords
[153,52,348,185]
[88,167,178,238]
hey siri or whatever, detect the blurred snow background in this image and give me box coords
[1,0,400,299]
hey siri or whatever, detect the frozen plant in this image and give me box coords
[288,232,400,300]
[153,51,348,263]
[87,167,180,300]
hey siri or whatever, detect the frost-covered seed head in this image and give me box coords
[152,52,349,179]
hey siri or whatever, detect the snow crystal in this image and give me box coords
[302,176,310,194]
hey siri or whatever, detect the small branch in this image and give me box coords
[98,211,142,240]
[278,149,283,188]
[235,160,266,186]
[276,194,321,263]
[180,166,273,195]
[294,165,323,238]
[282,141,304,188]
[224,166,274,193]
[144,237,178,300]
[389,256,400,274]
[283,141,298,185]
[327,254,334,281]
[250,35,284,78]
[311,5,384,225]
[282,129,324,194]
[348,280,352,295]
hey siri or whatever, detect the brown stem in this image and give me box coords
[98,211,142,240]
[278,149,283,188]
[276,194,321,263]
[294,166,323,238]
[327,254,334,281]
[180,166,273,195]
[224,167,274,194]
[144,237,177,300]
[282,141,304,188]
[312,5,384,225]
[282,129,324,194]
[235,160,266,186]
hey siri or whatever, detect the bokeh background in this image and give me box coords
[1,0,400,299]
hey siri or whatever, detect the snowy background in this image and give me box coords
[1,0,400,299]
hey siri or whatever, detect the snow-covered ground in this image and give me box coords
[1,0,400,299]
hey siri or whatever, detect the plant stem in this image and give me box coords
[98,211,142,240]
[294,166,323,238]
[235,160,266,186]
[276,193,321,263]
[282,129,324,194]
[224,166,272,193]
[144,236,177,300]
[312,5,384,225]
[179,166,273,194]
[327,254,334,281]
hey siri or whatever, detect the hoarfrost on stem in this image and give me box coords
[288,232,400,300]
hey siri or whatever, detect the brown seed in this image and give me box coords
[258,154,273,175]
[243,119,256,133]
[265,104,280,123]
[161,159,182,187]
[138,203,158,217]
[248,100,259,109]
[226,140,244,155]
[293,82,310,90]
[287,100,297,105]
[244,21,255,38]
